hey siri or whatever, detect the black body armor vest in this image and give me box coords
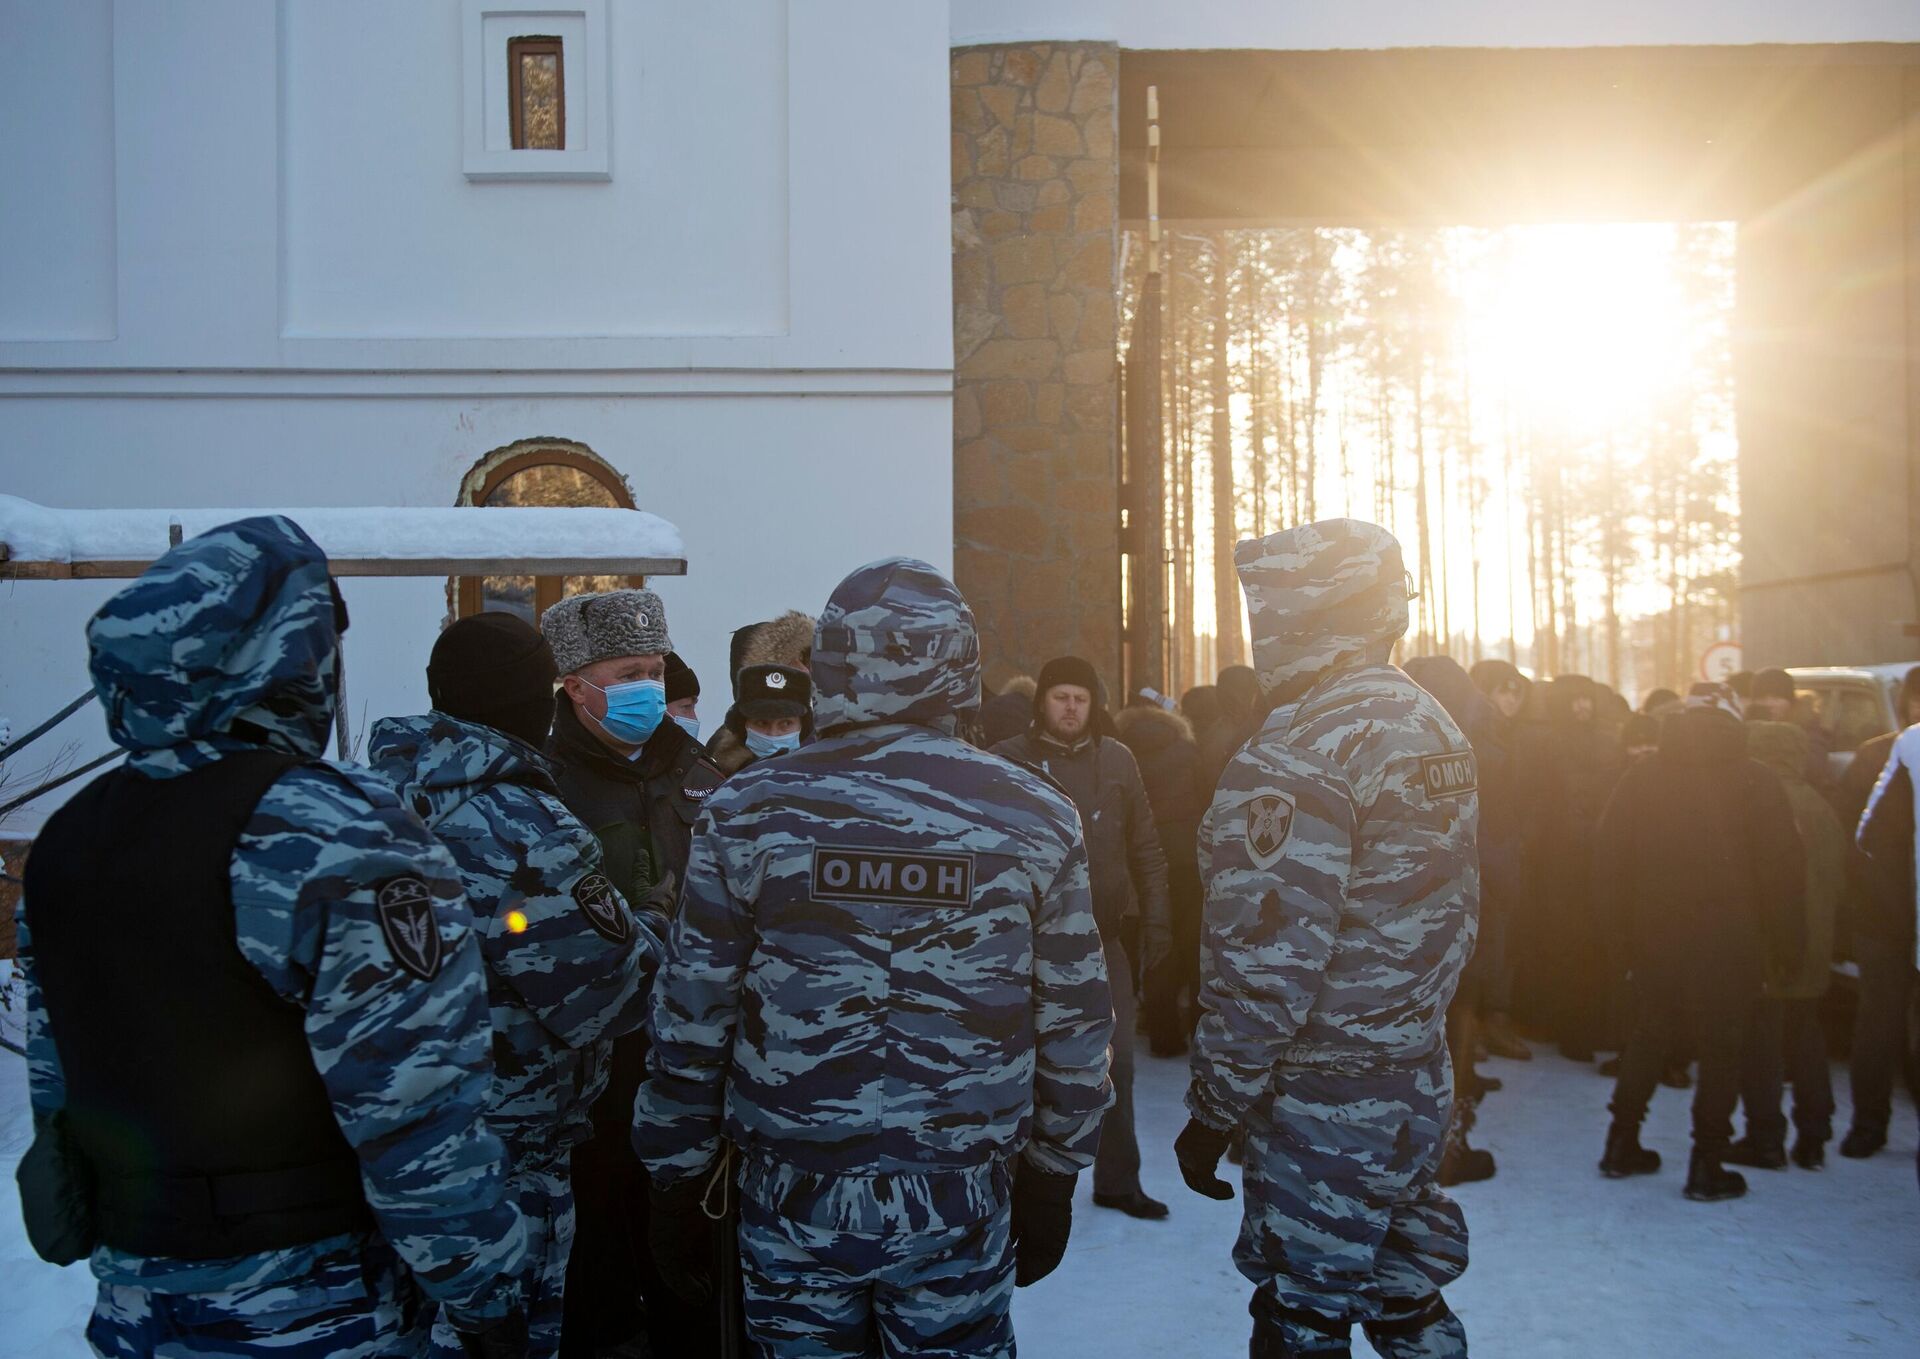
[24,752,374,1259]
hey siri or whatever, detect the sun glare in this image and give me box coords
[1468,225,1695,434]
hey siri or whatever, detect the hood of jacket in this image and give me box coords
[1544,674,1598,725]
[1235,519,1409,695]
[811,557,980,736]
[86,515,340,770]
[1659,704,1749,766]
[1402,655,1492,737]
[731,610,816,678]
[1745,719,1812,787]
[1114,703,1192,755]
[367,712,555,825]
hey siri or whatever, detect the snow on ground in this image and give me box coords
[2,1038,1915,1358]
[1015,1043,1920,1358]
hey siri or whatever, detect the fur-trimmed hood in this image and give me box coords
[730,610,816,678]
[1113,703,1193,755]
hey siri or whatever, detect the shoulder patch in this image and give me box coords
[1418,750,1478,800]
[375,876,443,981]
[811,846,975,908]
[1245,793,1295,869]
[571,871,630,943]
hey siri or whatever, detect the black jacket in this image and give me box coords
[991,727,1171,956]
[1113,705,1207,832]
[1593,706,1806,1004]
[1853,730,1918,948]
[546,697,723,908]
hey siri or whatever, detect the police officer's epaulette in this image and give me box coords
[681,753,725,803]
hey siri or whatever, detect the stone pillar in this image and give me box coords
[951,42,1120,694]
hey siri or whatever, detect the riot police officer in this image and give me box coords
[633,557,1115,1357]
[18,517,526,1357]
[1175,520,1478,1359]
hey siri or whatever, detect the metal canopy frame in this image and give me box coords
[0,550,688,581]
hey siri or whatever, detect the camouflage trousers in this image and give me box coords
[430,1161,574,1359]
[86,1240,423,1358]
[1236,1053,1469,1358]
[736,1170,1015,1358]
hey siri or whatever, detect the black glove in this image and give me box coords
[643,869,681,919]
[648,1177,719,1304]
[1008,1160,1076,1287]
[1175,1118,1235,1201]
[453,1307,528,1359]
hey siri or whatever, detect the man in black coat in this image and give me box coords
[1838,665,1920,1160]
[1114,698,1208,1056]
[994,656,1172,1220]
[540,589,727,1357]
[1469,659,1532,1061]
[1594,685,1805,1202]
[1518,674,1623,1061]
[1196,664,1262,794]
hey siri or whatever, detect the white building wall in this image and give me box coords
[0,0,952,831]
[951,0,1920,50]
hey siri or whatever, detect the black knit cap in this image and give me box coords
[665,651,699,704]
[1032,656,1105,714]
[428,612,559,750]
[735,664,810,721]
[1751,667,1795,702]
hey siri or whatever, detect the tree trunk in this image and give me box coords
[1209,234,1244,669]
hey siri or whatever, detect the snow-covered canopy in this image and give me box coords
[0,496,686,577]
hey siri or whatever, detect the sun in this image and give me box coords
[1465,223,1695,435]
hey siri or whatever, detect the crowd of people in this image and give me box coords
[14,508,1917,1359]
[1061,649,1919,1202]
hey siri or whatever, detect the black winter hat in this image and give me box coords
[665,651,699,704]
[1032,656,1105,713]
[429,612,558,750]
[1751,667,1795,702]
[735,664,810,721]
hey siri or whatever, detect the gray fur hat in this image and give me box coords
[541,588,673,675]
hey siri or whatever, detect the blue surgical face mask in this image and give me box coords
[584,677,666,745]
[671,714,702,743]
[744,727,801,760]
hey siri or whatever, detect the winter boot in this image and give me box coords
[1482,1005,1528,1059]
[1599,1122,1661,1178]
[1438,1102,1497,1186]
[1839,1125,1886,1160]
[1363,1294,1469,1359]
[1723,1137,1788,1171]
[1683,1147,1748,1202]
[1481,1013,1532,1061]
[1250,1296,1350,1358]
[1791,1134,1825,1170]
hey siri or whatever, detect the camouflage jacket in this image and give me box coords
[633,558,1114,1229]
[19,517,524,1324]
[1189,521,1479,1130]
[368,713,666,1164]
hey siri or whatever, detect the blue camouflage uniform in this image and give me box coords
[18,517,525,1358]
[1188,521,1478,1359]
[368,712,669,1359]
[633,557,1114,1358]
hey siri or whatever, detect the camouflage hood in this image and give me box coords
[811,557,981,736]
[368,712,556,827]
[86,515,340,767]
[1235,519,1410,694]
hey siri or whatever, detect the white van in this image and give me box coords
[1787,663,1917,778]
